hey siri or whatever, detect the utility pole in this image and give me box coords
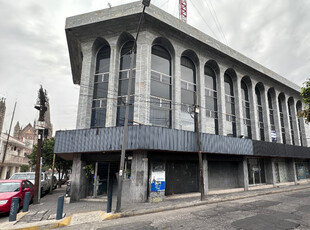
[194,92,205,200]
[2,101,17,164]
[33,86,48,204]
[116,0,151,213]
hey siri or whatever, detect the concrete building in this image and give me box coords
[55,2,310,203]
[0,133,30,179]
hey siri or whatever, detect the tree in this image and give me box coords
[299,79,310,123]
[20,165,30,172]
[28,137,72,187]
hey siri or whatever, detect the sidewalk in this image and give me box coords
[1,181,310,230]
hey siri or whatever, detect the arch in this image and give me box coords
[204,60,219,135]
[90,38,111,128]
[181,49,199,67]
[152,37,175,58]
[150,42,172,128]
[117,32,135,51]
[241,78,251,139]
[278,92,286,144]
[224,69,237,137]
[288,97,295,145]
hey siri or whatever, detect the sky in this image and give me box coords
[0,0,310,134]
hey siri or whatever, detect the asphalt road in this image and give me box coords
[61,187,310,230]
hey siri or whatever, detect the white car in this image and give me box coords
[10,172,50,195]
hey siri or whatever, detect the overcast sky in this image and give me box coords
[1,0,309,134]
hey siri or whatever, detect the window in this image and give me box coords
[255,87,264,141]
[268,91,276,141]
[278,96,286,144]
[296,103,303,146]
[241,81,251,139]
[117,41,136,126]
[180,56,196,131]
[150,45,172,127]
[91,45,111,128]
[224,74,236,137]
[205,66,218,134]
[288,101,295,145]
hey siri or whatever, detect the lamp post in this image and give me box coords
[116,0,151,213]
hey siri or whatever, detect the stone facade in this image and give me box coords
[0,97,5,134]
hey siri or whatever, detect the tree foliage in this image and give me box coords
[28,138,72,180]
[300,79,310,123]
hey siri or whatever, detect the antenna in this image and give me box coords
[179,0,187,23]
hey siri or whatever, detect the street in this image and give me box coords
[61,187,310,230]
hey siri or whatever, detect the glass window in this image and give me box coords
[91,45,111,128]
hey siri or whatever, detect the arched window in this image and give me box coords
[181,56,196,131]
[91,45,111,128]
[296,101,303,146]
[278,95,286,144]
[255,87,264,141]
[205,66,218,134]
[116,41,136,126]
[268,91,276,142]
[241,81,251,139]
[288,99,295,145]
[150,45,172,127]
[224,74,236,137]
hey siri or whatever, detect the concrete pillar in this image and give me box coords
[265,158,275,185]
[0,165,7,179]
[130,151,148,202]
[271,159,277,187]
[106,42,117,127]
[76,41,95,129]
[203,154,208,195]
[291,159,298,185]
[299,102,308,146]
[243,157,249,191]
[70,153,87,202]
[135,35,151,125]
[249,80,259,140]
[262,88,271,142]
[174,49,182,129]
[282,94,292,145]
[11,166,16,177]
[217,66,226,136]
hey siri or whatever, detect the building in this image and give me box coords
[0,97,5,134]
[0,133,30,179]
[55,2,310,203]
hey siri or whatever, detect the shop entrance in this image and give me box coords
[88,162,118,197]
[165,161,199,195]
[247,158,266,185]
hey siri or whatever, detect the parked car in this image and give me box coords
[9,172,50,195]
[0,179,34,213]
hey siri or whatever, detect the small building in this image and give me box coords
[55,2,310,203]
[0,133,30,179]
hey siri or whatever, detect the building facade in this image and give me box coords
[0,97,5,134]
[55,2,310,203]
[0,133,30,179]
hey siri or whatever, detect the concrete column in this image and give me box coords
[282,94,292,145]
[217,66,226,136]
[135,35,151,125]
[174,49,182,129]
[299,102,308,146]
[199,57,207,133]
[265,158,275,185]
[0,165,7,179]
[290,100,301,145]
[249,81,259,140]
[271,159,277,187]
[106,43,117,127]
[11,166,16,177]
[70,153,87,202]
[234,75,243,138]
[130,151,148,202]
[292,159,297,185]
[243,157,249,191]
[203,154,208,195]
[262,88,271,142]
[76,41,95,129]
[272,91,282,143]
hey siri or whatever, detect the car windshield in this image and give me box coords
[0,182,20,193]
[10,174,35,180]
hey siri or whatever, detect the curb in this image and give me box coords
[4,184,310,229]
